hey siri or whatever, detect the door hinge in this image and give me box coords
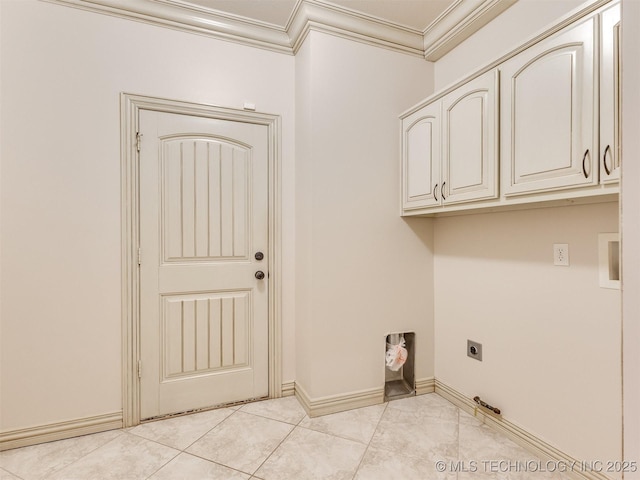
[136,132,142,152]
[137,248,142,266]
[137,360,142,378]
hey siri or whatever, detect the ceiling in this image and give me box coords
[52,0,516,59]
[175,0,455,31]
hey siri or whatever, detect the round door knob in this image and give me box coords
[255,251,264,261]
[255,271,265,280]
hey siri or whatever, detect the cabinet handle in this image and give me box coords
[433,183,439,202]
[441,181,447,201]
[603,145,612,176]
[582,149,589,179]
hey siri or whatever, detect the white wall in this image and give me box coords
[0,0,295,431]
[1,0,433,433]
[434,0,622,468]
[294,31,434,399]
[621,0,640,475]
[434,204,621,463]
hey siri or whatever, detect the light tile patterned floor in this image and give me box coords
[0,393,574,480]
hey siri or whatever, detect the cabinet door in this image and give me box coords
[401,101,441,211]
[441,69,499,205]
[600,2,621,184]
[501,17,597,196]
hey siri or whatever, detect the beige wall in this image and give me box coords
[0,0,296,431]
[434,0,623,468]
[434,204,621,463]
[294,31,434,399]
[0,0,433,433]
[621,0,640,475]
[2,0,635,467]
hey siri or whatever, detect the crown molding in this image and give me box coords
[43,0,293,54]
[287,0,424,56]
[422,0,518,61]
[43,0,516,59]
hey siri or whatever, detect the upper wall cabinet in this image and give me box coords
[500,16,597,196]
[441,70,499,206]
[401,101,441,211]
[401,69,498,214]
[600,3,621,184]
[400,1,620,216]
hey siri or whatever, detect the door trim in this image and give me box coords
[120,93,282,427]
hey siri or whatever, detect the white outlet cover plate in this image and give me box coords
[553,243,569,266]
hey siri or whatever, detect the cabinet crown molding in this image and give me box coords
[43,0,515,57]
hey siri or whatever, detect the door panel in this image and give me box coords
[501,17,597,195]
[139,110,269,420]
[401,101,442,210]
[442,69,499,204]
[600,2,621,184]
[162,138,250,262]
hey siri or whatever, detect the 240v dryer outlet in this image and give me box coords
[467,340,483,361]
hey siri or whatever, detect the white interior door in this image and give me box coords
[139,109,269,420]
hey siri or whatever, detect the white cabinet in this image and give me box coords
[400,2,619,216]
[401,69,498,214]
[441,69,499,205]
[401,102,441,211]
[600,2,621,184]
[500,16,598,196]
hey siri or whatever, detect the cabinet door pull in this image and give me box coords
[582,149,589,178]
[433,183,439,202]
[603,145,612,176]
[441,181,447,201]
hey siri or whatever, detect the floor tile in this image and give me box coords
[186,411,293,474]
[298,403,386,444]
[0,430,122,480]
[457,421,574,479]
[148,452,250,480]
[387,393,459,421]
[354,445,456,480]
[239,396,307,425]
[458,420,532,462]
[255,426,367,480]
[129,407,234,450]
[0,469,21,480]
[370,405,458,462]
[0,393,587,480]
[47,433,179,480]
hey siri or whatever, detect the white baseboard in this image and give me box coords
[435,380,612,480]
[293,377,435,418]
[0,412,123,451]
[295,382,385,418]
[415,376,436,395]
[281,381,295,397]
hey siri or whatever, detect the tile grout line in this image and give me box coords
[172,450,256,479]
[0,466,26,480]
[142,441,181,480]
[246,427,295,476]
[244,406,308,478]
[349,401,391,480]
[456,407,460,480]
[180,407,239,452]
[39,431,128,480]
[141,408,245,478]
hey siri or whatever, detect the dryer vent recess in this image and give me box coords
[384,332,415,402]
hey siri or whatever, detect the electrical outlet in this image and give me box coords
[553,243,569,266]
[467,340,482,361]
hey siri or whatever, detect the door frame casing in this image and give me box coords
[120,93,282,427]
